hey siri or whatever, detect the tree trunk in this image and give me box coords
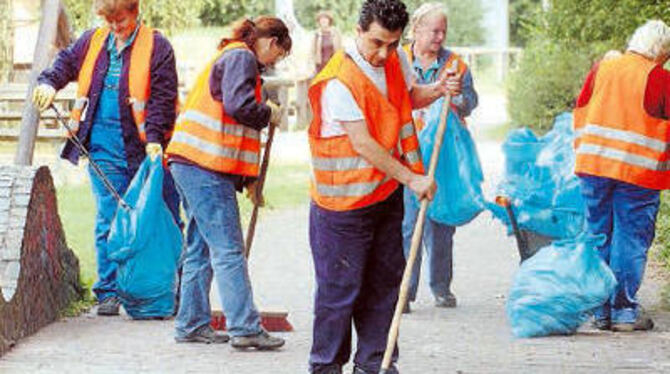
[14,0,62,166]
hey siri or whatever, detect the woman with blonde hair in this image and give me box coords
[166,16,290,348]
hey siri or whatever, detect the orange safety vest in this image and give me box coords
[166,42,263,177]
[402,43,467,131]
[573,53,670,190]
[308,50,425,211]
[72,25,153,142]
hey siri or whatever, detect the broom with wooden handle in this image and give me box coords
[380,89,453,373]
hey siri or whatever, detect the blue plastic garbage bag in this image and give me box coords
[410,98,486,226]
[506,235,617,338]
[108,157,182,319]
[488,112,585,239]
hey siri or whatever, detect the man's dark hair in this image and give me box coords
[358,0,409,32]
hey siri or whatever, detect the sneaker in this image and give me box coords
[611,313,654,332]
[435,293,457,308]
[591,318,611,331]
[97,296,120,316]
[175,325,230,344]
[231,330,285,350]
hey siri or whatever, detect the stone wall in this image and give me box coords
[0,165,82,356]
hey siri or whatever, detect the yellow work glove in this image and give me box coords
[32,84,56,112]
[245,180,265,207]
[266,100,282,127]
[145,142,163,161]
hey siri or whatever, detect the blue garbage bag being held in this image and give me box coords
[506,235,617,338]
[108,157,182,319]
[410,98,486,226]
[487,112,586,239]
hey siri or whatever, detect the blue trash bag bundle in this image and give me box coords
[108,157,182,319]
[506,234,617,338]
[409,97,486,226]
[487,112,586,239]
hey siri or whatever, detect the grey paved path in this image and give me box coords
[1,100,670,373]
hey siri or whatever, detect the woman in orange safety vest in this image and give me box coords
[166,17,289,348]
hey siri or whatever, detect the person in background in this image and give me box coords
[574,19,670,332]
[401,2,478,313]
[165,16,288,348]
[312,10,342,74]
[33,0,181,317]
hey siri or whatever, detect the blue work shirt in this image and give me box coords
[411,46,478,118]
[89,26,140,165]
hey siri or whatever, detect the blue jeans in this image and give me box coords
[402,188,455,302]
[579,175,660,324]
[170,162,262,338]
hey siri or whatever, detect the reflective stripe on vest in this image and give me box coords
[166,41,263,177]
[308,50,424,211]
[573,53,670,189]
[71,25,153,142]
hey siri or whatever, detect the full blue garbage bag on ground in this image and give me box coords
[506,235,617,338]
[410,98,486,226]
[487,112,585,239]
[108,157,182,319]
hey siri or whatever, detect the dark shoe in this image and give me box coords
[231,330,285,350]
[435,293,457,308]
[591,318,611,331]
[353,365,398,374]
[312,364,342,374]
[175,325,230,344]
[402,301,411,314]
[97,296,120,316]
[612,313,654,332]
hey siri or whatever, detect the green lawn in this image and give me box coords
[56,161,311,291]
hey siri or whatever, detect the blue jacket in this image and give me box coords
[38,27,178,170]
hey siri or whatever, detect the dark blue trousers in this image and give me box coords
[309,188,404,374]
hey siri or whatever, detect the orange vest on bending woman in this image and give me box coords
[166,42,262,177]
[308,50,425,212]
[573,53,670,190]
[72,24,153,142]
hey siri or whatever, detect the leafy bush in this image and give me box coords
[654,192,670,270]
[507,0,670,131]
[507,39,591,132]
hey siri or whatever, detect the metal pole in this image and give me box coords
[14,0,61,166]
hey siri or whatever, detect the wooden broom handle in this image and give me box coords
[380,92,452,373]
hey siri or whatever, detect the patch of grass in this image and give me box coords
[654,191,670,271]
[56,183,97,291]
[56,162,311,285]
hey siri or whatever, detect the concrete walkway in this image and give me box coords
[1,95,670,373]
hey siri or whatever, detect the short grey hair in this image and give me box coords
[626,20,670,60]
[408,2,448,40]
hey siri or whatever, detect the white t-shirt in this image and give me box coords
[320,42,415,137]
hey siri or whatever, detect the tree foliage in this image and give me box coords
[509,0,541,47]
[508,0,670,131]
[63,0,203,35]
[199,0,272,27]
[294,0,485,46]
